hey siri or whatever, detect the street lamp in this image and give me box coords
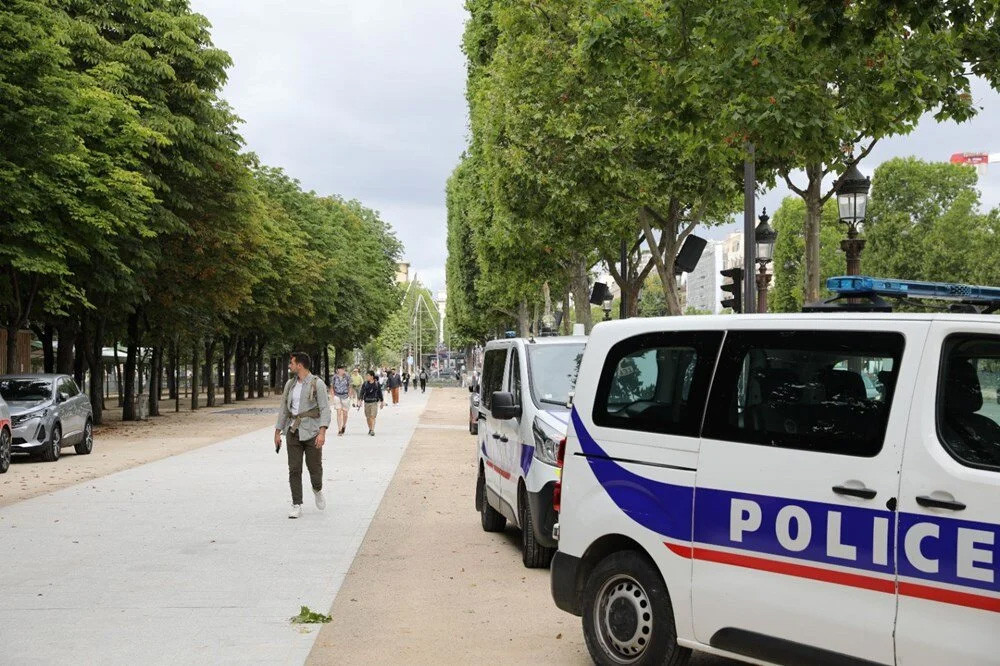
[837,162,871,276]
[602,297,613,321]
[754,208,778,313]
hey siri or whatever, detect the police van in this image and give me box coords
[551,281,1000,665]
[476,334,586,567]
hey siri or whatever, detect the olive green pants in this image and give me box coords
[287,429,322,505]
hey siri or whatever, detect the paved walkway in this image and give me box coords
[0,390,429,665]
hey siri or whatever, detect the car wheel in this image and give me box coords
[582,551,690,666]
[479,467,506,532]
[41,424,61,462]
[0,427,10,474]
[75,420,93,455]
[519,489,554,568]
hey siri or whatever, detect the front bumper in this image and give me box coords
[11,419,46,451]
[551,550,583,616]
[526,481,558,549]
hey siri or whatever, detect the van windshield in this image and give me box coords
[527,343,585,408]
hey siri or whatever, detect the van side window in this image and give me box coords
[704,331,904,457]
[481,349,507,411]
[593,332,723,436]
[509,348,522,406]
[937,335,1000,470]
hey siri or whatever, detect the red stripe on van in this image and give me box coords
[486,460,511,480]
[666,542,1000,612]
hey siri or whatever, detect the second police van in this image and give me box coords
[476,334,585,567]
[551,300,1000,665]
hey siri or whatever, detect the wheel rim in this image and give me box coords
[84,424,93,452]
[594,574,653,664]
[1,430,9,469]
[52,428,61,459]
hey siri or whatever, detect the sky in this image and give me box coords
[190,0,1000,290]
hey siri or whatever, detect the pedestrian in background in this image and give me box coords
[330,365,350,435]
[359,370,385,436]
[387,368,402,405]
[274,352,331,519]
[402,370,410,393]
[419,367,428,393]
[350,366,363,408]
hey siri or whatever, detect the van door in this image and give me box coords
[895,324,1000,666]
[480,347,510,512]
[692,326,923,665]
[498,346,524,519]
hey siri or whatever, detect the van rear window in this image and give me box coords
[703,331,904,457]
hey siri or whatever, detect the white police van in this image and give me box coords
[476,334,586,567]
[552,299,1000,665]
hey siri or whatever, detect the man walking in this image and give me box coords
[402,370,410,393]
[274,352,331,519]
[419,367,428,393]
[387,368,402,405]
[359,370,385,436]
[330,365,350,435]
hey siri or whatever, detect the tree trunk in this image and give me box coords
[562,284,572,335]
[257,341,267,397]
[204,339,217,407]
[122,312,140,421]
[74,327,86,388]
[148,346,161,417]
[517,299,530,338]
[323,346,330,385]
[4,325,16,374]
[82,314,106,426]
[113,342,123,406]
[235,336,245,401]
[56,321,76,374]
[569,256,593,334]
[167,347,177,399]
[222,336,234,404]
[34,323,54,373]
[190,340,200,411]
[803,162,824,304]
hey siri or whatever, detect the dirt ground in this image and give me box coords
[0,393,281,507]
[307,388,735,666]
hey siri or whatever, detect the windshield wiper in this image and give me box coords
[539,398,568,406]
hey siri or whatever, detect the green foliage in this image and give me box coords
[289,606,331,624]
[770,197,844,312]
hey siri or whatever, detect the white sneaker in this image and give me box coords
[314,490,326,510]
[288,504,302,519]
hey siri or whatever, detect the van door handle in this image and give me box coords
[916,495,966,511]
[499,436,509,443]
[492,433,501,440]
[832,485,877,500]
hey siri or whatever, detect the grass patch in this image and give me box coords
[290,606,332,624]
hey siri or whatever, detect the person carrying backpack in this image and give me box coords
[419,368,428,393]
[359,370,385,436]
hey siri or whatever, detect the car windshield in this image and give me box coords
[527,343,585,408]
[0,378,53,402]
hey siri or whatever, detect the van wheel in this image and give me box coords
[519,490,554,568]
[75,420,93,455]
[582,551,690,666]
[479,468,506,532]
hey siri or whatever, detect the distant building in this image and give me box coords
[685,240,726,314]
[395,261,410,285]
[721,232,744,270]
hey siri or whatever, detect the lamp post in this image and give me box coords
[837,163,871,276]
[754,208,777,313]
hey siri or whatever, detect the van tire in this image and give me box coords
[519,490,554,568]
[479,468,506,532]
[582,551,690,666]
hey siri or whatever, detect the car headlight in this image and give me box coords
[12,409,46,427]
[533,418,561,465]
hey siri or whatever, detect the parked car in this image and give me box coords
[0,393,10,474]
[0,374,94,462]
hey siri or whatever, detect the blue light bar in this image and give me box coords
[827,276,1000,303]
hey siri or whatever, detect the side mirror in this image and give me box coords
[57,392,69,403]
[490,391,520,420]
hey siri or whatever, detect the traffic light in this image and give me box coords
[721,267,744,313]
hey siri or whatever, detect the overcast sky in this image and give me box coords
[191,0,1000,290]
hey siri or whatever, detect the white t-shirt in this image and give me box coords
[291,379,304,414]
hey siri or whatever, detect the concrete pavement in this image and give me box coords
[0,389,429,665]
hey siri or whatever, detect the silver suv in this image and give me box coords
[0,374,94,462]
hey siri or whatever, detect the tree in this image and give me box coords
[770,196,844,312]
